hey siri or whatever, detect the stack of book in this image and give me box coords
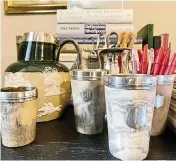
[56,9,142,69]
[168,75,176,133]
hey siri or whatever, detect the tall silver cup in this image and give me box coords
[104,74,156,160]
[70,69,107,135]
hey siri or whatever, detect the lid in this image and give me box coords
[70,69,108,81]
[0,87,38,103]
[104,74,156,90]
[21,32,59,44]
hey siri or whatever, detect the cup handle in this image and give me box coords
[56,39,82,70]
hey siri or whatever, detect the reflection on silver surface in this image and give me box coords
[156,75,174,85]
[22,32,59,44]
[70,69,107,81]
[0,87,38,103]
[104,74,156,90]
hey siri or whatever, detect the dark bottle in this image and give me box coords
[3,32,81,122]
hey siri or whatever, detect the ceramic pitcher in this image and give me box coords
[3,32,81,122]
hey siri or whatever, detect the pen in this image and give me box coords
[140,44,148,74]
[138,49,142,63]
[131,47,138,74]
[165,53,176,75]
[154,49,159,61]
[159,48,171,75]
[147,48,154,74]
[118,55,122,73]
[137,49,143,73]
[161,33,169,52]
[152,46,164,75]
[150,49,159,74]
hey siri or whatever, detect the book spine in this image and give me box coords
[59,36,142,45]
[60,43,143,53]
[56,24,133,36]
[57,9,133,24]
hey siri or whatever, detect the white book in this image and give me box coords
[57,9,133,24]
[56,24,133,36]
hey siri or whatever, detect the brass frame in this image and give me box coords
[4,0,67,14]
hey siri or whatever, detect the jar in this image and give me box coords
[0,87,38,147]
[3,32,81,122]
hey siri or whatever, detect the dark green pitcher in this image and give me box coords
[3,32,81,122]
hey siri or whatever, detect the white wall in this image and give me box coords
[1,1,176,74]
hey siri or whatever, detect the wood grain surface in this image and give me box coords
[1,106,176,160]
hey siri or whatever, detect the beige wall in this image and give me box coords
[1,1,176,74]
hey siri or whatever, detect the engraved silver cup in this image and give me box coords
[70,69,107,135]
[0,87,38,147]
[104,74,156,160]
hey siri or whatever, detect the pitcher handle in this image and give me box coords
[56,39,81,70]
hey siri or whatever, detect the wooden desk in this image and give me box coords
[2,106,176,160]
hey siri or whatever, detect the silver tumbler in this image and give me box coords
[104,74,156,160]
[70,69,107,135]
[0,87,38,147]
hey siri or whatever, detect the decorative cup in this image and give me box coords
[0,87,38,147]
[104,74,156,160]
[70,69,107,135]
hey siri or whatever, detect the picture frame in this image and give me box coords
[4,0,67,14]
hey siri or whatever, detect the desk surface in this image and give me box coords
[2,106,176,160]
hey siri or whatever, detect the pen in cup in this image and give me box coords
[164,53,176,75]
[137,49,143,73]
[152,46,164,75]
[161,33,169,52]
[159,48,171,75]
[131,48,138,74]
[154,49,159,61]
[147,48,154,74]
[140,44,148,74]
